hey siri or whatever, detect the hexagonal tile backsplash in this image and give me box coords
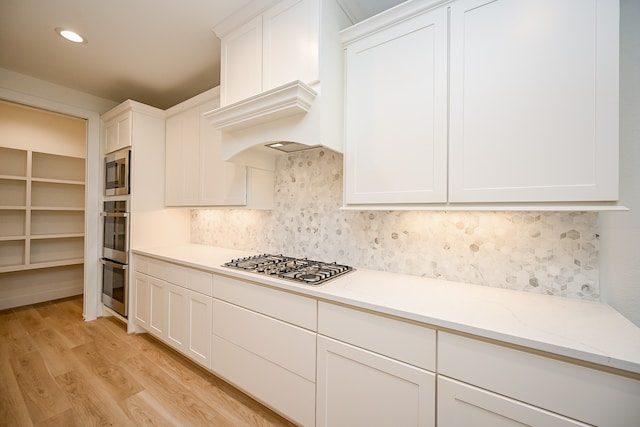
[192,149,599,300]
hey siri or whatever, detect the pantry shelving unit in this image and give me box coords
[0,147,85,273]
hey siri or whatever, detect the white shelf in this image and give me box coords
[0,147,85,273]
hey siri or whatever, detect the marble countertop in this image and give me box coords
[132,244,640,374]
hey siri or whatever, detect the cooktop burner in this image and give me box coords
[223,254,353,285]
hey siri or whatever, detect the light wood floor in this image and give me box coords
[0,296,297,426]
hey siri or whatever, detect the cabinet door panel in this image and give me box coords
[316,336,435,427]
[133,272,150,329]
[221,15,263,105]
[263,0,318,90]
[449,0,618,202]
[148,278,166,338]
[186,290,212,368]
[166,283,187,350]
[438,377,589,427]
[344,7,448,204]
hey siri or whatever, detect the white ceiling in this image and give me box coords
[0,0,404,109]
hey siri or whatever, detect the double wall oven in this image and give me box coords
[101,149,131,317]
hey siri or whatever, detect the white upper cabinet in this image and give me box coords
[448,0,619,203]
[344,5,448,204]
[342,0,620,209]
[104,111,131,154]
[220,0,319,107]
[165,88,273,208]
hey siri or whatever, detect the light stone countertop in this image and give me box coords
[132,244,640,375]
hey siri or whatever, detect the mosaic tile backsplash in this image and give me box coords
[192,149,599,300]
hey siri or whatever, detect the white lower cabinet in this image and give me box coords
[212,275,317,426]
[437,332,640,427]
[316,301,436,427]
[133,256,213,369]
[317,336,435,427]
[438,377,588,427]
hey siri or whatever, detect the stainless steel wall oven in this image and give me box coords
[101,200,129,317]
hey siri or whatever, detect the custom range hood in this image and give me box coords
[203,79,344,170]
[203,0,352,171]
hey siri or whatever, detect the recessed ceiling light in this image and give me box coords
[55,27,87,44]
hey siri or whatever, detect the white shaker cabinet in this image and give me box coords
[316,301,436,427]
[104,110,131,154]
[165,88,248,207]
[438,377,589,427]
[437,332,640,427]
[212,275,317,427]
[133,256,214,369]
[342,0,619,208]
[219,0,319,106]
[343,5,448,205]
[448,0,619,203]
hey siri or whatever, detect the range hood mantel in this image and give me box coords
[203,80,317,132]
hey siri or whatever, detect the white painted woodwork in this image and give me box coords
[213,275,317,330]
[133,272,150,329]
[220,0,318,107]
[0,148,85,273]
[220,15,263,106]
[210,0,351,167]
[213,299,316,381]
[165,88,250,207]
[343,5,448,204]
[104,111,131,154]
[318,301,436,370]
[262,0,319,91]
[438,332,640,427]
[342,0,620,208]
[316,335,436,427]
[437,376,590,427]
[212,335,316,427]
[133,258,213,368]
[166,282,187,350]
[148,276,167,338]
[448,0,619,202]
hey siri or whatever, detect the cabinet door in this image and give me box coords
[344,7,448,204]
[185,290,212,368]
[316,336,435,427]
[448,0,619,202]
[165,108,200,205]
[262,0,318,91]
[148,277,167,338]
[438,377,589,427]
[166,283,187,351]
[221,15,263,106]
[105,112,132,154]
[133,272,150,329]
[198,100,247,206]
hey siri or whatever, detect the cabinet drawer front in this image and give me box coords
[134,255,149,274]
[186,268,213,295]
[212,335,315,427]
[318,301,436,371]
[438,332,640,427]
[438,377,589,427]
[213,299,316,381]
[214,275,316,330]
[148,258,187,286]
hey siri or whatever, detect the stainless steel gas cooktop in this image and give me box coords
[223,254,353,285]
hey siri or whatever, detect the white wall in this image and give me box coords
[599,0,640,326]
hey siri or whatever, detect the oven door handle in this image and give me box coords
[100,258,128,270]
[101,212,129,218]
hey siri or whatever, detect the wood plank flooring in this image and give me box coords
[0,296,297,426]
